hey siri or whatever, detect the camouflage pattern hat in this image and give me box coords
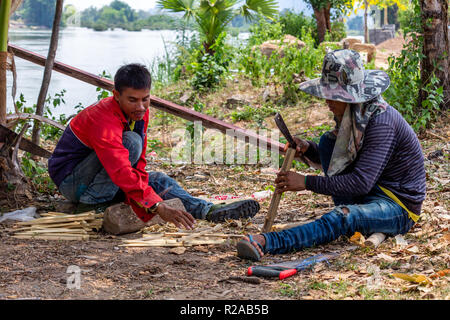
[299,49,390,103]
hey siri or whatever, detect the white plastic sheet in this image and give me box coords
[0,207,38,223]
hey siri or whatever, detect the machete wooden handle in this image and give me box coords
[262,147,297,233]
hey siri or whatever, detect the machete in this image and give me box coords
[247,252,339,280]
[261,113,297,233]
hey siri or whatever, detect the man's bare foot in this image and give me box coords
[242,234,266,258]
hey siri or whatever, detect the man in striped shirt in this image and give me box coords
[237,49,426,261]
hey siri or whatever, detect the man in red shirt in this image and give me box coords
[48,64,260,229]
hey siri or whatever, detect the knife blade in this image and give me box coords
[274,113,297,149]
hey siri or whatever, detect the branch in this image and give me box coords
[6,113,66,131]
[11,123,28,172]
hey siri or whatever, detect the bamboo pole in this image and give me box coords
[31,0,64,146]
[0,0,12,125]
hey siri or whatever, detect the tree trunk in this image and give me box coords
[31,0,63,146]
[324,3,331,32]
[364,0,369,43]
[419,0,450,109]
[384,6,388,25]
[0,0,12,125]
[314,7,327,43]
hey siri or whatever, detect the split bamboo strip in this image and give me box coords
[183,239,226,246]
[120,237,226,247]
[14,221,83,230]
[163,232,242,239]
[39,212,70,217]
[178,225,222,242]
[12,234,90,241]
[15,228,88,234]
[16,214,101,226]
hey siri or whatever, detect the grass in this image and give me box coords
[276,283,300,298]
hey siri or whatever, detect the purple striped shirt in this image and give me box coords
[305,105,426,215]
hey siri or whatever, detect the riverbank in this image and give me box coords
[9,19,48,30]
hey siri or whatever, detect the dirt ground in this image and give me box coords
[0,36,448,301]
[375,36,408,70]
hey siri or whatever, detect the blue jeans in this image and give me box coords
[59,131,213,219]
[263,132,415,255]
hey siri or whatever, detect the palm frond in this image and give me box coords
[239,0,278,21]
[157,0,197,20]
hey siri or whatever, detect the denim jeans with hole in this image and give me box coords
[58,131,213,219]
[263,132,415,255]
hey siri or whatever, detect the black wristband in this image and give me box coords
[148,202,160,213]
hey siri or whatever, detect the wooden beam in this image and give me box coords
[8,44,286,154]
[0,123,52,158]
[8,44,115,91]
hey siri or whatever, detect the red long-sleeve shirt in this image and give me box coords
[48,96,161,222]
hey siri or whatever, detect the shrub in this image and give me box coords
[247,15,284,47]
[279,10,317,42]
[189,32,233,91]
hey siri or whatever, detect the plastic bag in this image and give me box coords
[0,207,38,223]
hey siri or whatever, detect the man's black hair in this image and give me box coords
[114,63,152,93]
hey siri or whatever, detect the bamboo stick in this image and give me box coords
[163,232,242,238]
[183,239,226,246]
[12,221,83,231]
[16,213,101,225]
[15,228,88,234]
[39,212,71,217]
[179,224,222,241]
[12,234,90,241]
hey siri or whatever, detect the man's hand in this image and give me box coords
[275,170,306,194]
[154,203,196,230]
[284,137,309,158]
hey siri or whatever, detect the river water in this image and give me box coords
[6,27,180,117]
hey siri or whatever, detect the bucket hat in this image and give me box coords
[299,49,390,103]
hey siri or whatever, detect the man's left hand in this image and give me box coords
[275,170,306,194]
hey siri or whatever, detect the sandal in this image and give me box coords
[237,235,265,261]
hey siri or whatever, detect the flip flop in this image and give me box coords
[237,235,264,261]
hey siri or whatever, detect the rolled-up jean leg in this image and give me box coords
[263,193,414,255]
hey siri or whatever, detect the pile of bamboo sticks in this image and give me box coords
[12,211,103,241]
[121,224,243,247]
